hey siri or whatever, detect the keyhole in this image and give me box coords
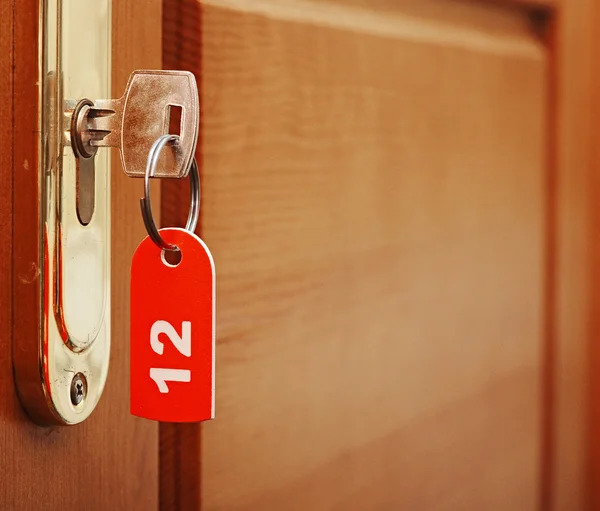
[72,99,96,226]
[76,157,95,225]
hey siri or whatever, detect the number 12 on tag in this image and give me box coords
[130,228,215,422]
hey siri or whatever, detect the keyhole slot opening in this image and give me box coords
[76,156,95,226]
[72,100,97,226]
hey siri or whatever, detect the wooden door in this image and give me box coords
[161,0,597,510]
[200,2,547,509]
[0,0,597,510]
[0,0,161,508]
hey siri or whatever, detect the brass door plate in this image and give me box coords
[13,0,112,425]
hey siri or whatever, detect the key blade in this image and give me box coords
[88,100,123,148]
[120,70,199,179]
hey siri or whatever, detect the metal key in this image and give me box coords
[69,70,199,179]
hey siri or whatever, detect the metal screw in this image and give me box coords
[70,373,87,406]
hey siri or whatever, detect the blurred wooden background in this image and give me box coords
[160,0,599,509]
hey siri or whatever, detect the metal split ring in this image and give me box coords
[140,134,200,251]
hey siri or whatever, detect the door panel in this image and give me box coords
[165,0,548,509]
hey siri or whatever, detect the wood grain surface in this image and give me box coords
[167,1,549,509]
[581,0,600,508]
[160,0,600,509]
[546,1,594,509]
[1,0,161,509]
[592,0,600,505]
[162,2,204,509]
[0,0,15,498]
[487,0,556,9]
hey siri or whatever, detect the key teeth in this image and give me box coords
[89,130,112,146]
[88,108,115,117]
[87,110,115,132]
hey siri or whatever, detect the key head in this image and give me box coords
[121,70,199,178]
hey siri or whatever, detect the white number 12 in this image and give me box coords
[149,320,192,393]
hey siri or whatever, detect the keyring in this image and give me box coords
[140,134,200,252]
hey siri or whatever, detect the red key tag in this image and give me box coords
[130,227,215,422]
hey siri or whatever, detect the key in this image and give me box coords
[70,70,199,179]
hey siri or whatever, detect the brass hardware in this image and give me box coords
[13,0,112,425]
